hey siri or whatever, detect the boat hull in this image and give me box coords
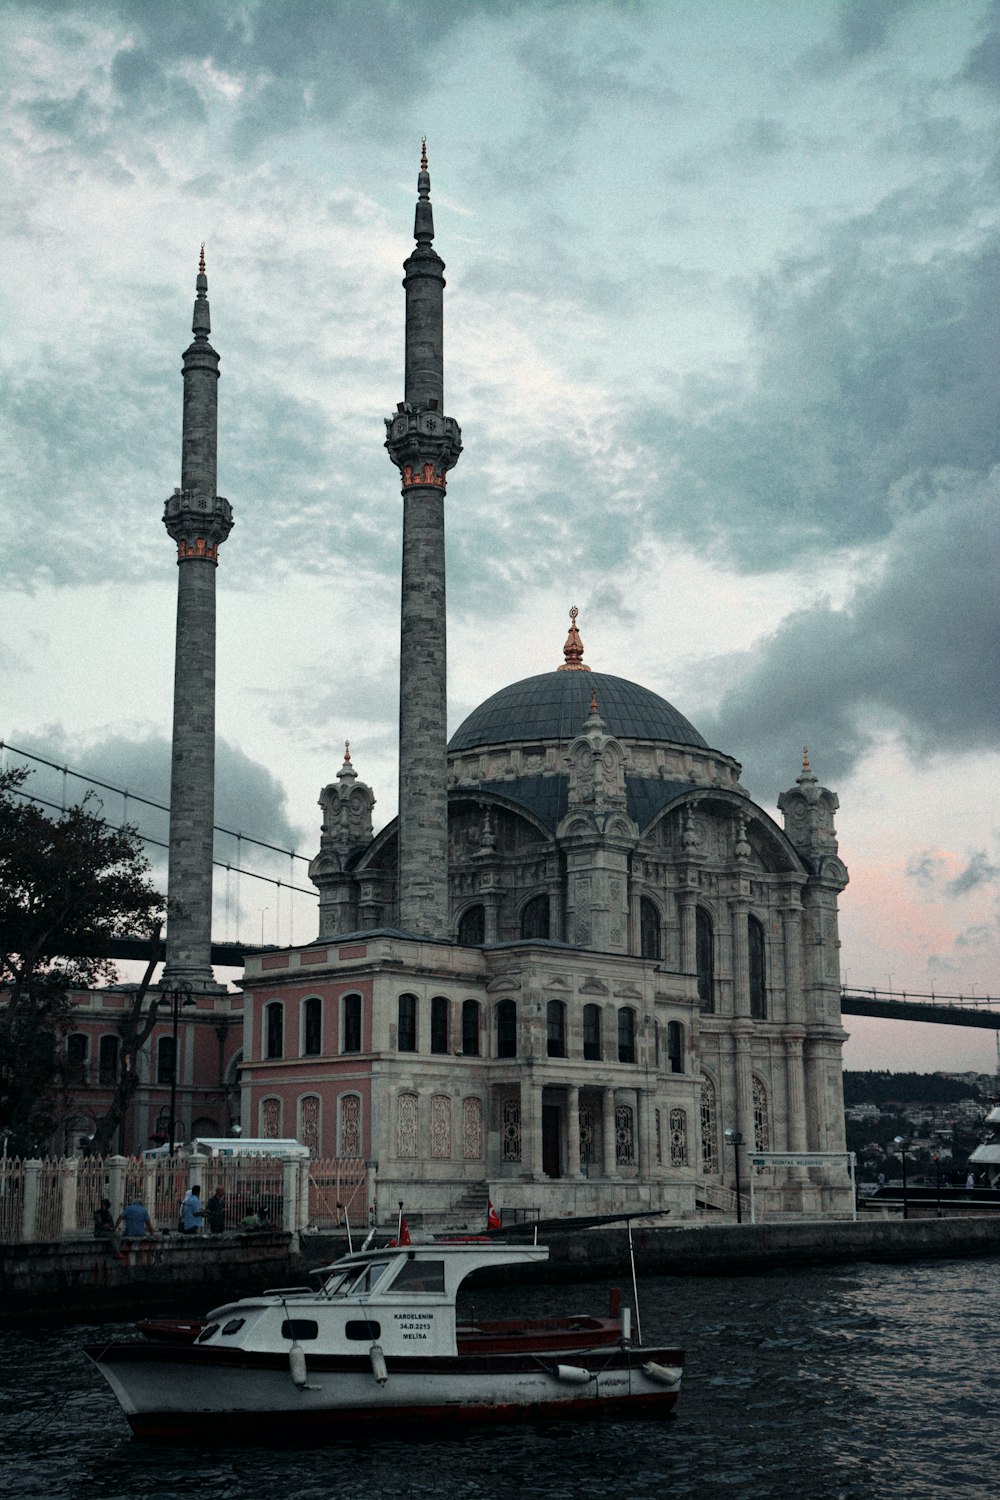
[84,1341,683,1441]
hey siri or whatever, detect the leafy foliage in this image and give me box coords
[0,767,164,1155]
[842,1070,984,1107]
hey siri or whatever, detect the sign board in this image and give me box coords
[751,1154,840,1169]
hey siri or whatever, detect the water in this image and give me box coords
[1,1257,997,1499]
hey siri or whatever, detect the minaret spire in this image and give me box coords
[385,147,463,937]
[161,250,234,988]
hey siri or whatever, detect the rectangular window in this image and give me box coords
[398,994,418,1053]
[303,998,322,1056]
[617,1008,636,1065]
[431,996,449,1054]
[583,1005,602,1062]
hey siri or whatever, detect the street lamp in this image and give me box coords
[724,1127,744,1224]
[894,1135,910,1220]
[166,982,197,1154]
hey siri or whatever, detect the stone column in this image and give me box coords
[781,900,804,1025]
[636,1088,651,1178]
[602,1089,617,1177]
[730,898,750,1018]
[785,1031,808,1154]
[733,1023,755,1169]
[566,1085,582,1180]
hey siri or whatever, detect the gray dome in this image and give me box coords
[449,670,708,753]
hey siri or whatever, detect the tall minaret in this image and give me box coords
[385,145,462,937]
[161,248,234,987]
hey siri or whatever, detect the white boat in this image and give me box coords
[86,1239,684,1440]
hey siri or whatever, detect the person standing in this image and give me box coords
[205,1186,226,1234]
[180,1184,205,1234]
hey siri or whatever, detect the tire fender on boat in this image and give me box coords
[369,1342,389,1386]
[288,1343,308,1389]
[553,1364,592,1384]
[641,1362,682,1387]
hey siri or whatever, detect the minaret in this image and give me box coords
[161,249,234,987]
[385,145,462,937]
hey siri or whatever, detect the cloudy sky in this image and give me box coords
[2,0,998,1073]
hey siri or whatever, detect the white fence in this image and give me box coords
[0,1154,371,1243]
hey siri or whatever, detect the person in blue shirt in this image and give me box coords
[116,1200,155,1238]
[180,1185,205,1233]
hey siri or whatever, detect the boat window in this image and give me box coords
[220,1318,245,1336]
[330,1259,392,1296]
[195,1323,220,1343]
[389,1258,445,1294]
[345,1319,381,1340]
[281,1319,318,1341]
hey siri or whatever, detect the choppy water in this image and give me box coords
[1,1256,997,1499]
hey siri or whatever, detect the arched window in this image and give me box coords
[430,1095,451,1158]
[749,916,767,1019]
[640,897,661,959]
[461,1000,481,1057]
[700,1076,718,1174]
[98,1034,119,1085]
[265,1002,284,1059]
[458,905,485,945]
[396,1092,418,1157]
[615,1104,635,1166]
[431,996,449,1054]
[261,1097,281,1138]
[397,994,418,1052]
[520,894,550,940]
[667,1020,684,1074]
[669,1107,688,1167]
[617,1007,636,1064]
[339,1093,362,1157]
[302,997,322,1056]
[496,999,517,1059]
[696,907,714,1013]
[583,1003,602,1061]
[342,993,362,1053]
[546,1000,566,1058]
[65,1033,89,1085]
[156,1034,175,1085]
[462,1097,484,1159]
[753,1077,770,1152]
[298,1095,320,1155]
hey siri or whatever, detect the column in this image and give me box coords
[602,1089,617,1177]
[566,1085,582,1179]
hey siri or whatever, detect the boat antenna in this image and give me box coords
[397,1200,404,1244]
[627,1217,643,1346]
[338,1201,353,1254]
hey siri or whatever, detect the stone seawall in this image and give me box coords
[0,1232,296,1323]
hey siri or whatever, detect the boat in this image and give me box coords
[86,1238,683,1440]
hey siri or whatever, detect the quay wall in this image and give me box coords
[0,1232,296,1324]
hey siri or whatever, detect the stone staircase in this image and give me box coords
[439,1182,491,1232]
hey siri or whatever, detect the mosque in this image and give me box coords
[98,149,850,1219]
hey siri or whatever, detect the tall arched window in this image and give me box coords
[156,1034,175,1084]
[700,1075,718,1174]
[342,993,362,1053]
[496,999,517,1059]
[696,907,715,1013]
[261,1097,281,1138]
[66,1033,89,1085]
[753,1077,770,1152]
[397,994,418,1052]
[667,1020,684,1074]
[520,894,550,940]
[98,1034,119,1085]
[546,1000,566,1058]
[458,905,485,945]
[339,1093,361,1157]
[583,1004,602,1061]
[265,1002,284,1059]
[431,996,449,1054]
[749,916,767,1019]
[462,1000,481,1057]
[298,1094,320,1154]
[617,1007,636,1064]
[302,997,322,1056]
[640,897,661,959]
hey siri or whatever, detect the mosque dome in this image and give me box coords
[449,608,706,754]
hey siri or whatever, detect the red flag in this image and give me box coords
[487,1200,501,1231]
[399,1216,411,1246]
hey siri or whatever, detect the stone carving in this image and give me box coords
[340,1094,361,1158]
[430,1095,451,1159]
[462,1097,483,1160]
[396,1092,418,1158]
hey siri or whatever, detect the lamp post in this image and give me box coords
[725,1127,744,1224]
[894,1135,910,1220]
[166,982,196,1154]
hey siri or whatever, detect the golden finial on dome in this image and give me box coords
[199,243,206,275]
[344,739,351,763]
[420,138,428,171]
[802,745,810,772]
[557,604,592,672]
[590,689,599,714]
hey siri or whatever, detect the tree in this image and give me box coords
[0,767,164,1155]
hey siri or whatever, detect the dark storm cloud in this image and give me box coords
[4,727,300,860]
[947,851,1000,897]
[698,470,1000,799]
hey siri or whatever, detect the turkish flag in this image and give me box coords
[487,1200,501,1231]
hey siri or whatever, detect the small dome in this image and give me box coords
[449,670,707,753]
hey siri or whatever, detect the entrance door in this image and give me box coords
[542,1104,562,1178]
